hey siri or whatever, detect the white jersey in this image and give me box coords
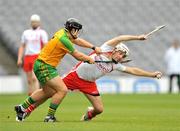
[21,27,48,55]
[74,43,126,82]
[164,47,180,74]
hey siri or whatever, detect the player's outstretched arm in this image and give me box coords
[70,49,95,64]
[106,35,147,47]
[73,38,101,54]
[123,67,162,79]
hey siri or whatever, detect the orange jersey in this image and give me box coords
[38,29,75,67]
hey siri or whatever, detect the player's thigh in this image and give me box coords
[46,76,68,92]
[84,93,103,111]
[31,86,55,100]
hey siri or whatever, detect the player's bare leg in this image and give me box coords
[26,71,39,96]
[25,87,56,115]
[32,71,39,92]
[44,76,68,122]
[81,93,103,121]
[15,76,68,122]
[15,87,52,121]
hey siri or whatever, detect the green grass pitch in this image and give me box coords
[0,93,180,131]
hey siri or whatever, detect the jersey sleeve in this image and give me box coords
[100,43,114,52]
[114,64,126,72]
[41,30,48,44]
[21,31,26,44]
[60,36,75,53]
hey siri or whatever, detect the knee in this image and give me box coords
[62,87,68,94]
[57,88,68,96]
[27,76,37,84]
[27,78,32,85]
[32,76,37,82]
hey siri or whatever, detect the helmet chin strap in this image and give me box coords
[112,58,118,64]
[109,51,118,64]
[69,30,78,39]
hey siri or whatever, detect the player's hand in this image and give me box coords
[154,71,162,79]
[17,59,23,67]
[86,57,95,64]
[94,47,102,55]
[138,34,147,40]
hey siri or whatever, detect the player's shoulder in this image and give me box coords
[100,42,114,52]
[55,29,66,37]
[39,28,47,33]
[167,47,175,53]
[24,29,31,32]
[22,29,32,35]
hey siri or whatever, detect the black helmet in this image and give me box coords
[65,18,82,31]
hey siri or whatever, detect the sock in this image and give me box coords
[25,104,36,113]
[84,110,93,120]
[47,103,59,116]
[21,97,36,109]
[88,111,93,119]
[28,92,32,96]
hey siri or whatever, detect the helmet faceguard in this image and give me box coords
[114,43,130,58]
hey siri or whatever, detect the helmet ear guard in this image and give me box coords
[65,18,82,31]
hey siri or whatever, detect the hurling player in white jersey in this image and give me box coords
[17,14,48,95]
[62,34,162,121]
[21,34,162,122]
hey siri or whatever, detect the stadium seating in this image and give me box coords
[0,42,18,75]
[0,0,179,75]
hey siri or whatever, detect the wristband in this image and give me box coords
[91,46,96,50]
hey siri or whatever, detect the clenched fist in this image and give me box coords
[154,71,162,79]
[138,34,147,40]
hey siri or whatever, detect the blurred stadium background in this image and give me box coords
[1,0,180,94]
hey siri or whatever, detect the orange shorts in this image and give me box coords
[63,71,100,96]
[23,55,38,72]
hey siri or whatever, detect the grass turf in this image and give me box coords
[0,93,180,131]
